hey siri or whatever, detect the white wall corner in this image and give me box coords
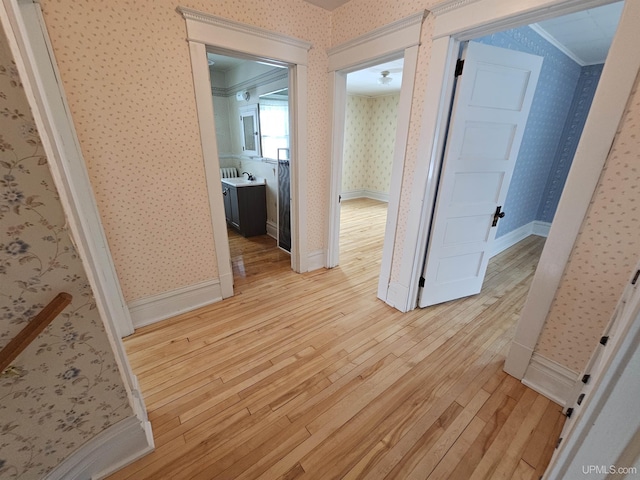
[128,279,223,328]
[385,282,411,312]
[307,249,326,271]
[522,352,579,407]
[44,415,153,480]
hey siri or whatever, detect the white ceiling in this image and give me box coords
[346,58,404,97]
[532,1,623,65]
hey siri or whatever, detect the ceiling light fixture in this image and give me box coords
[378,71,392,85]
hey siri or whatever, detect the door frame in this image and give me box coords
[401,0,640,381]
[181,7,311,297]
[326,11,425,303]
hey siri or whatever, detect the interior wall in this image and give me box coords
[0,24,133,478]
[538,63,604,223]
[474,26,582,237]
[37,0,331,302]
[342,93,399,198]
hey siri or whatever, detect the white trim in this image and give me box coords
[326,71,347,269]
[385,283,411,312]
[307,249,325,272]
[376,44,419,302]
[399,36,458,313]
[543,269,640,479]
[326,16,424,301]
[128,279,223,329]
[44,416,154,480]
[532,220,551,237]
[181,9,309,274]
[529,24,587,66]
[429,0,482,16]
[327,11,426,71]
[522,353,579,407]
[266,220,278,239]
[189,41,234,299]
[400,0,639,383]
[340,190,390,202]
[431,0,623,40]
[289,64,308,272]
[491,221,551,258]
[179,7,312,57]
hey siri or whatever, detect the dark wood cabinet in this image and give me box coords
[222,182,266,237]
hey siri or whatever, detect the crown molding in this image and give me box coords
[529,24,587,66]
[429,0,483,16]
[327,10,427,57]
[178,7,312,52]
[211,68,289,97]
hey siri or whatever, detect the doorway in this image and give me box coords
[419,2,622,308]
[206,51,293,286]
[335,58,403,275]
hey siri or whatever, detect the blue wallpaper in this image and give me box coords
[474,27,582,237]
[538,64,604,222]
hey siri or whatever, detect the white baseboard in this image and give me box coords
[45,415,153,480]
[128,279,223,328]
[532,220,551,237]
[385,282,411,312]
[503,341,534,380]
[522,353,579,407]
[307,249,325,271]
[340,190,389,202]
[491,220,552,258]
[266,220,277,239]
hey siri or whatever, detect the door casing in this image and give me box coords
[182,8,311,300]
[326,11,425,305]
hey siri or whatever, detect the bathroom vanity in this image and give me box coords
[221,177,267,237]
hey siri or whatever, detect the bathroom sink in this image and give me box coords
[221,177,266,187]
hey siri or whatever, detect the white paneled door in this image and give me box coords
[418,42,543,308]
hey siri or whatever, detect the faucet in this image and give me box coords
[242,171,256,181]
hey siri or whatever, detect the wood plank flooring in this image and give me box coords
[109,198,564,480]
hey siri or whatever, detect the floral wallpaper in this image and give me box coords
[0,25,132,479]
[342,94,399,196]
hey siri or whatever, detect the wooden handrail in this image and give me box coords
[0,292,72,373]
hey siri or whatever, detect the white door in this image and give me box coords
[418,42,543,308]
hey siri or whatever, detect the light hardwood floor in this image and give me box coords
[109,198,564,480]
